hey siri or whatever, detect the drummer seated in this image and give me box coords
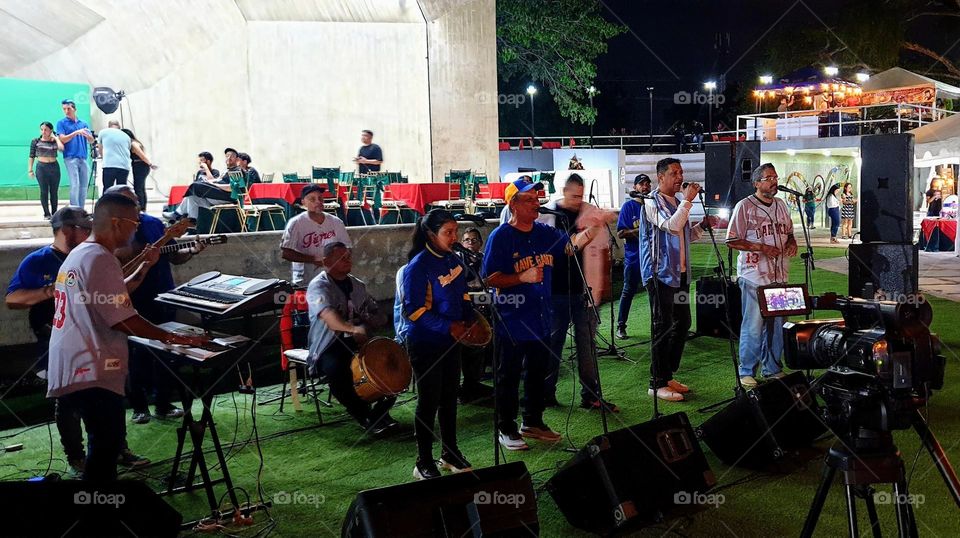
[306,241,397,435]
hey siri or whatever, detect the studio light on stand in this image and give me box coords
[92,87,125,115]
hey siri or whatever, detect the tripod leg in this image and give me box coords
[801,462,838,538]
[844,485,860,538]
[861,487,882,538]
[893,480,918,538]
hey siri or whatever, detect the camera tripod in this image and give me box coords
[801,410,960,538]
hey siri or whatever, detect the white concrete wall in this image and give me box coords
[1,0,496,189]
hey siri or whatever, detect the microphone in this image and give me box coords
[588,179,596,204]
[454,213,486,227]
[452,242,482,261]
[776,185,804,197]
[537,207,567,217]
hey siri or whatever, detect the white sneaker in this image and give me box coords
[647,387,684,401]
[498,431,529,451]
[520,423,562,442]
[740,375,758,388]
[765,371,786,380]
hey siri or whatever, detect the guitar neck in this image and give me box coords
[158,240,196,255]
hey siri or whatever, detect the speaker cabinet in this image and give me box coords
[695,276,742,338]
[698,372,826,468]
[0,479,182,538]
[342,462,537,537]
[859,134,914,243]
[546,412,715,534]
[848,242,919,299]
[704,140,761,208]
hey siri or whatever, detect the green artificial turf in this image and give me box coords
[2,244,958,537]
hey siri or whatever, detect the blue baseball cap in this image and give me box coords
[504,176,543,203]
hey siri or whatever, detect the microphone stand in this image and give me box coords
[453,246,513,466]
[589,192,633,363]
[790,191,816,317]
[643,191,663,420]
[694,190,747,413]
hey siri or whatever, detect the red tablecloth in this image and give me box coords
[921,217,957,242]
[479,182,509,200]
[387,183,457,214]
[248,183,337,204]
[168,185,189,206]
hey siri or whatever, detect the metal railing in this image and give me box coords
[498,131,743,154]
[736,102,956,141]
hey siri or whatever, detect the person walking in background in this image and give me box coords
[825,184,841,243]
[803,187,816,229]
[56,99,95,208]
[840,182,857,239]
[99,120,132,191]
[122,129,157,212]
[28,122,64,219]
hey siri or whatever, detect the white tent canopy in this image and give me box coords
[862,67,960,99]
[911,112,960,166]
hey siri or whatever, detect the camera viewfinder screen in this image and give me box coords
[759,285,810,317]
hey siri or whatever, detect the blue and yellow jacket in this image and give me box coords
[402,245,473,346]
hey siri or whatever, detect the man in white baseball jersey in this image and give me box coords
[280,184,352,287]
[725,163,798,388]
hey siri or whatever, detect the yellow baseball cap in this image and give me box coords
[504,176,543,203]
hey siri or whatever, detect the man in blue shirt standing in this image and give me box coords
[615,173,652,339]
[56,99,95,208]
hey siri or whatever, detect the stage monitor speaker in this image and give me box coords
[695,276,742,338]
[697,372,826,468]
[0,479,182,537]
[341,461,537,537]
[704,140,761,208]
[859,134,914,243]
[848,242,919,299]
[546,412,715,534]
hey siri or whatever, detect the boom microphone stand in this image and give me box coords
[589,189,633,363]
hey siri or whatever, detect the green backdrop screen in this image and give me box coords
[0,78,91,188]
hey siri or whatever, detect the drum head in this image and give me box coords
[359,337,412,394]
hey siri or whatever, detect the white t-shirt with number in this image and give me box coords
[280,212,352,285]
[47,242,138,398]
[726,195,793,286]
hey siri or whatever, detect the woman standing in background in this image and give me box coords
[28,122,64,219]
[122,128,157,212]
[825,184,841,243]
[840,182,857,239]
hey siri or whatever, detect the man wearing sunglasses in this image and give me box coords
[56,99,96,208]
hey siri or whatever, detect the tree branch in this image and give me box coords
[902,41,960,78]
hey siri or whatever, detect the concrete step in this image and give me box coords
[0,198,170,240]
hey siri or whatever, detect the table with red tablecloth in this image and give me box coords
[480,182,509,200]
[248,183,339,204]
[919,217,957,252]
[386,183,456,214]
[168,185,189,206]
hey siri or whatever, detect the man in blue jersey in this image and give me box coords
[616,173,652,339]
[482,177,595,451]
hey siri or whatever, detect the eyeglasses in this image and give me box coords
[462,238,481,244]
[114,217,140,226]
[760,175,779,182]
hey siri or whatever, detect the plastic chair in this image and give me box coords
[209,172,287,232]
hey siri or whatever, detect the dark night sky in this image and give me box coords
[498,0,844,137]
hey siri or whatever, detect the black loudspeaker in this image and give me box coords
[341,462,537,537]
[704,140,761,208]
[697,372,826,468]
[546,412,715,534]
[859,134,914,243]
[0,479,182,537]
[848,242,919,299]
[695,276,742,338]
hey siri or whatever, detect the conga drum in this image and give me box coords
[351,337,412,401]
[460,311,492,348]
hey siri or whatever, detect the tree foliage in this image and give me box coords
[496,0,623,125]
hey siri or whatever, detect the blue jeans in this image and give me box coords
[738,278,784,377]
[617,263,643,328]
[804,205,815,227]
[546,295,600,402]
[64,157,89,207]
[828,207,840,238]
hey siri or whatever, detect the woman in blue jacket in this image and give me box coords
[402,209,474,480]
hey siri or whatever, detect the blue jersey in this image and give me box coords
[7,245,67,333]
[402,246,472,346]
[617,198,645,267]
[55,117,90,159]
[482,222,568,341]
[130,213,176,312]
